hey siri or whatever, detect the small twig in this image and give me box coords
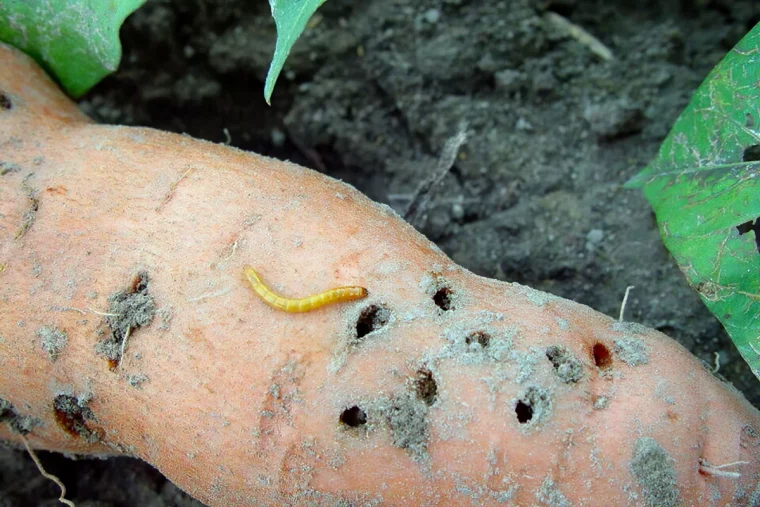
[86,307,121,317]
[22,435,75,506]
[405,125,468,227]
[187,287,232,303]
[545,12,614,61]
[50,306,121,317]
[118,325,132,369]
[155,166,195,212]
[618,285,635,322]
[699,458,749,478]
[712,351,721,373]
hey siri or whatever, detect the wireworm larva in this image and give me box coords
[243,265,368,313]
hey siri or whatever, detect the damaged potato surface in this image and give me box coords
[0,43,759,506]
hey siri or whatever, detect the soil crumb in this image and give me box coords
[536,476,571,507]
[53,394,99,442]
[95,271,156,364]
[127,374,150,389]
[630,437,680,507]
[0,397,40,434]
[37,325,67,362]
[545,345,584,383]
[613,337,649,367]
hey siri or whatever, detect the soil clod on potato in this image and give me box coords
[95,271,156,366]
[630,437,681,507]
[38,325,67,362]
[0,397,40,435]
[387,391,429,459]
[545,345,584,383]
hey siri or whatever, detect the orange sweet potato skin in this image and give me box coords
[0,43,759,506]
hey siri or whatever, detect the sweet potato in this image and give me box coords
[0,42,759,506]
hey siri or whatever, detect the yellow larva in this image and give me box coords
[243,265,368,313]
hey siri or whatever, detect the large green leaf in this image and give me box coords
[264,0,327,105]
[627,22,760,380]
[0,0,145,98]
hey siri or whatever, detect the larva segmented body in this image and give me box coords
[243,265,368,313]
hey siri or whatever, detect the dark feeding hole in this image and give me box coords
[737,218,760,254]
[53,395,95,439]
[743,145,760,162]
[592,343,613,370]
[515,400,533,423]
[414,368,438,406]
[433,287,453,311]
[355,304,390,339]
[340,406,367,427]
[746,112,755,129]
[130,271,149,293]
[465,331,491,349]
[0,93,10,110]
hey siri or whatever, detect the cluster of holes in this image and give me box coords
[355,304,390,339]
[339,368,438,429]
[339,406,367,427]
[0,93,10,111]
[592,343,613,369]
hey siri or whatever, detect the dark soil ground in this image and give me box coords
[2,0,760,505]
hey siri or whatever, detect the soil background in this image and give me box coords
[2,0,760,505]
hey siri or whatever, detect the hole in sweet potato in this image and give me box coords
[546,345,584,383]
[743,144,760,162]
[592,343,613,369]
[0,93,11,110]
[53,395,98,441]
[355,304,390,339]
[414,368,438,406]
[433,287,453,311]
[465,331,491,349]
[515,400,533,423]
[340,406,367,427]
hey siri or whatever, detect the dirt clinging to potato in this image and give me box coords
[630,437,681,507]
[95,271,157,365]
[545,345,584,383]
[0,397,39,435]
[37,325,67,362]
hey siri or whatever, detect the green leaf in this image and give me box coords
[265,0,327,105]
[626,22,760,380]
[0,0,146,98]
